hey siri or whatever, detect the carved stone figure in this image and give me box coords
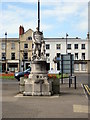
[41,40,45,58]
[32,28,44,60]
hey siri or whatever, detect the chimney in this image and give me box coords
[87,32,89,39]
[19,25,24,36]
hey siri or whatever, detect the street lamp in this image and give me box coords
[5,32,7,73]
[19,41,20,72]
[22,56,24,71]
[66,33,68,54]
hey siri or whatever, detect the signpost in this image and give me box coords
[54,54,74,84]
[61,54,74,84]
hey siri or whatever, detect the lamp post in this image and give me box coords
[22,56,24,71]
[5,32,7,73]
[19,40,20,72]
[66,33,68,54]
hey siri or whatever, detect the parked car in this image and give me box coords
[14,68,31,81]
[48,70,61,75]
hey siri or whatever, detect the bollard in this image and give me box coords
[69,76,71,88]
[69,76,76,89]
[20,77,25,93]
[75,76,76,89]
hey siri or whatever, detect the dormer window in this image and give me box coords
[27,36,32,40]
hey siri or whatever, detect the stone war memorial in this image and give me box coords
[19,0,76,96]
[22,0,53,96]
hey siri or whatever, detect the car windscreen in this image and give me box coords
[24,68,31,73]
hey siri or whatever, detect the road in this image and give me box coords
[1,74,89,119]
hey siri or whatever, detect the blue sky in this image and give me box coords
[0,0,89,39]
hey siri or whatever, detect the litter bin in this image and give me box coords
[52,78,60,94]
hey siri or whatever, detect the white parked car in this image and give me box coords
[48,70,61,74]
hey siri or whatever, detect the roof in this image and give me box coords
[0,38,19,42]
[44,37,87,42]
[24,28,34,34]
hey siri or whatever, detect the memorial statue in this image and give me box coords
[23,0,52,96]
[32,27,45,60]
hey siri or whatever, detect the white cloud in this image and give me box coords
[79,21,88,31]
[1,0,90,3]
[41,24,53,31]
[0,0,89,38]
[42,1,88,22]
[0,3,38,37]
[73,6,88,32]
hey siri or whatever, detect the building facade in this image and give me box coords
[0,26,90,73]
[19,26,33,72]
[0,38,19,72]
[0,26,33,72]
[44,34,90,73]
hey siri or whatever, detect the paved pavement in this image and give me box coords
[1,74,89,119]
[74,73,89,85]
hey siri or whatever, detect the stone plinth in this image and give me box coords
[23,60,52,96]
[22,28,52,96]
[23,79,52,96]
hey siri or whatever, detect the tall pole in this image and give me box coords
[38,0,40,32]
[66,33,68,54]
[5,32,7,73]
[19,40,20,72]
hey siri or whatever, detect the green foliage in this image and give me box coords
[48,74,69,79]
[0,76,15,79]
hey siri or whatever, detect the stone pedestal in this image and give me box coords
[22,29,52,96]
[23,60,52,96]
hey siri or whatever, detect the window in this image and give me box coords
[2,53,6,60]
[27,36,32,40]
[11,43,15,49]
[46,53,50,62]
[75,53,78,60]
[57,62,60,70]
[82,53,85,60]
[81,44,85,49]
[11,53,15,60]
[74,44,78,49]
[56,53,60,70]
[2,43,5,50]
[57,53,60,57]
[46,53,50,57]
[24,44,28,49]
[81,63,87,71]
[74,64,79,71]
[24,53,28,60]
[46,44,50,49]
[68,53,71,55]
[67,44,71,49]
[46,63,50,71]
[56,44,61,49]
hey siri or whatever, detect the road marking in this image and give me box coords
[84,85,90,95]
[81,84,88,99]
[73,105,88,113]
[14,94,59,98]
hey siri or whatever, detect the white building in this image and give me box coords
[44,34,90,73]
